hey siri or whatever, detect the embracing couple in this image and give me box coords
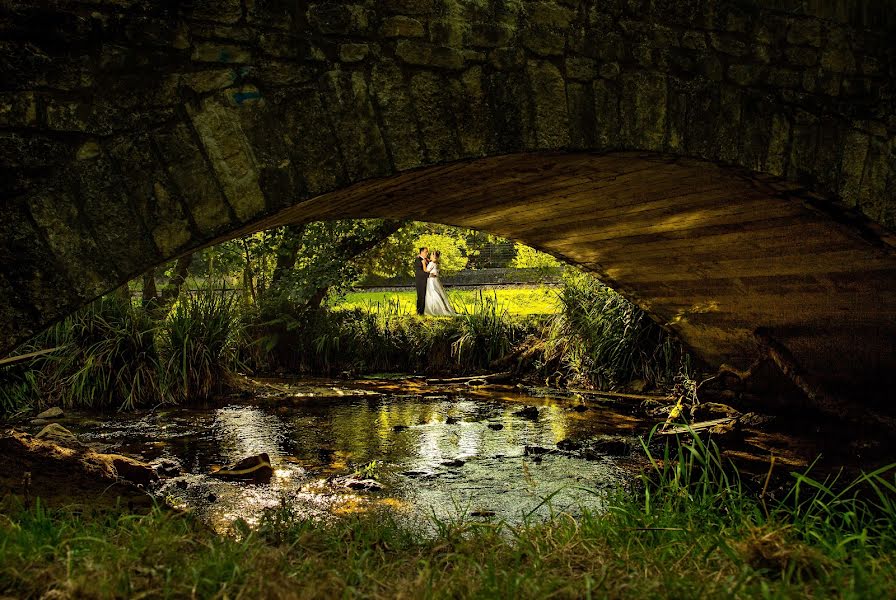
[414,247,456,316]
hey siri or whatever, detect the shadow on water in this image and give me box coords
[59,380,650,532]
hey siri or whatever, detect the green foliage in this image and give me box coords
[510,244,562,271]
[414,232,469,276]
[45,298,164,411]
[364,222,481,278]
[453,292,515,368]
[247,295,533,377]
[0,293,244,412]
[542,271,690,389]
[161,292,243,402]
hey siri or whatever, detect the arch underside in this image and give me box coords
[2,0,895,410]
[237,152,896,404]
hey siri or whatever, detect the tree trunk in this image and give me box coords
[271,224,306,286]
[302,220,404,310]
[145,254,193,319]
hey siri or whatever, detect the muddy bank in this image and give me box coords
[0,428,155,511]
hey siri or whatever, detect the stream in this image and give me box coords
[55,379,651,533]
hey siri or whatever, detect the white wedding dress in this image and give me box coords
[424,262,456,316]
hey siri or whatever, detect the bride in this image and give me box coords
[424,251,456,316]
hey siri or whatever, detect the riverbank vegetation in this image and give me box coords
[0,271,690,415]
[0,219,694,415]
[2,433,893,598]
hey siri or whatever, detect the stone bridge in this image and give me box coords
[1,1,894,408]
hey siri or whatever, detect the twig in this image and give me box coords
[0,346,65,367]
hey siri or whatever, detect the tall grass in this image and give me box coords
[2,436,895,598]
[542,272,691,389]
[0,292,243,413]
[161,292,243,402]
[56,297,163,410]
[452,291,515,368]
[247,292,532,376]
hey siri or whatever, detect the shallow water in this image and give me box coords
[61,380,649,532]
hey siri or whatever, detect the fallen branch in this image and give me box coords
[426,372,513,385]
[0,346,64,368]
[568,389,673,402]
[658,417,737,436]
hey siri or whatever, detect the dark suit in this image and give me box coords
[414,255,428,315]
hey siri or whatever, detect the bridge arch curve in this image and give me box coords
[1,0,894,406]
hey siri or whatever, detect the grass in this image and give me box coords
[2,434,895,598]
[246,293,535,376]
[0,292,243,413]
[335,286,560,316]
[538,272,691,389]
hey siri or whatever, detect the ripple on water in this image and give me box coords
[62,385,646,533]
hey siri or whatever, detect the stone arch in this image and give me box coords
[1,0,894,406]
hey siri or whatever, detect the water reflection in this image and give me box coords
[66,383,647,533]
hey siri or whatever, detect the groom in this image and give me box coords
[414,247,429,315]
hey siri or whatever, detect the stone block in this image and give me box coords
[395,40,464,70]
[370,62,424,170]
[107,134,194,257]
[820,48,856,74]
[307,4,368,36]
[454,66,491,156]
[786,18,821,47]
[429,18,468,47]
[187,0,242,24]
[489,47,526,70]
[319,71,392,181]
[0,92,37,127]
[382,0,435,15]
[566,57,596,81]
[181,69,237,94]
[468,22,514,48]
[681,31,707,50]
[620,71,667,150]
[709,33,748,57]
[528,1,576,29]
[259,33,303,58]
[429,46,466,70]
[340,43,370,63]
[785,46,818,67]
[486,70,535,152]
[252,61,317,86]
[527,60,570,149]
[74,157,161,279]
[191,43,252,64]
[188,92,267,223]
[26,185,113,299]
[522,28,566,56]
[599,62,621,79]
[410,71,460,162]
[153,122,232,236]
[280,88,346,195]
[765,113,790,176]
[566,81,594,150]
[381,16,425,38]
[728,64,761,86]
[766,68,801,89]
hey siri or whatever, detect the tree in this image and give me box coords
[414,233,468,276]
[141,254,194,320]
[364,222,483,278]
[264,219,405,311]
[511,244,561,271]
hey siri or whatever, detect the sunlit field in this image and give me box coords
[334,286,561,316]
